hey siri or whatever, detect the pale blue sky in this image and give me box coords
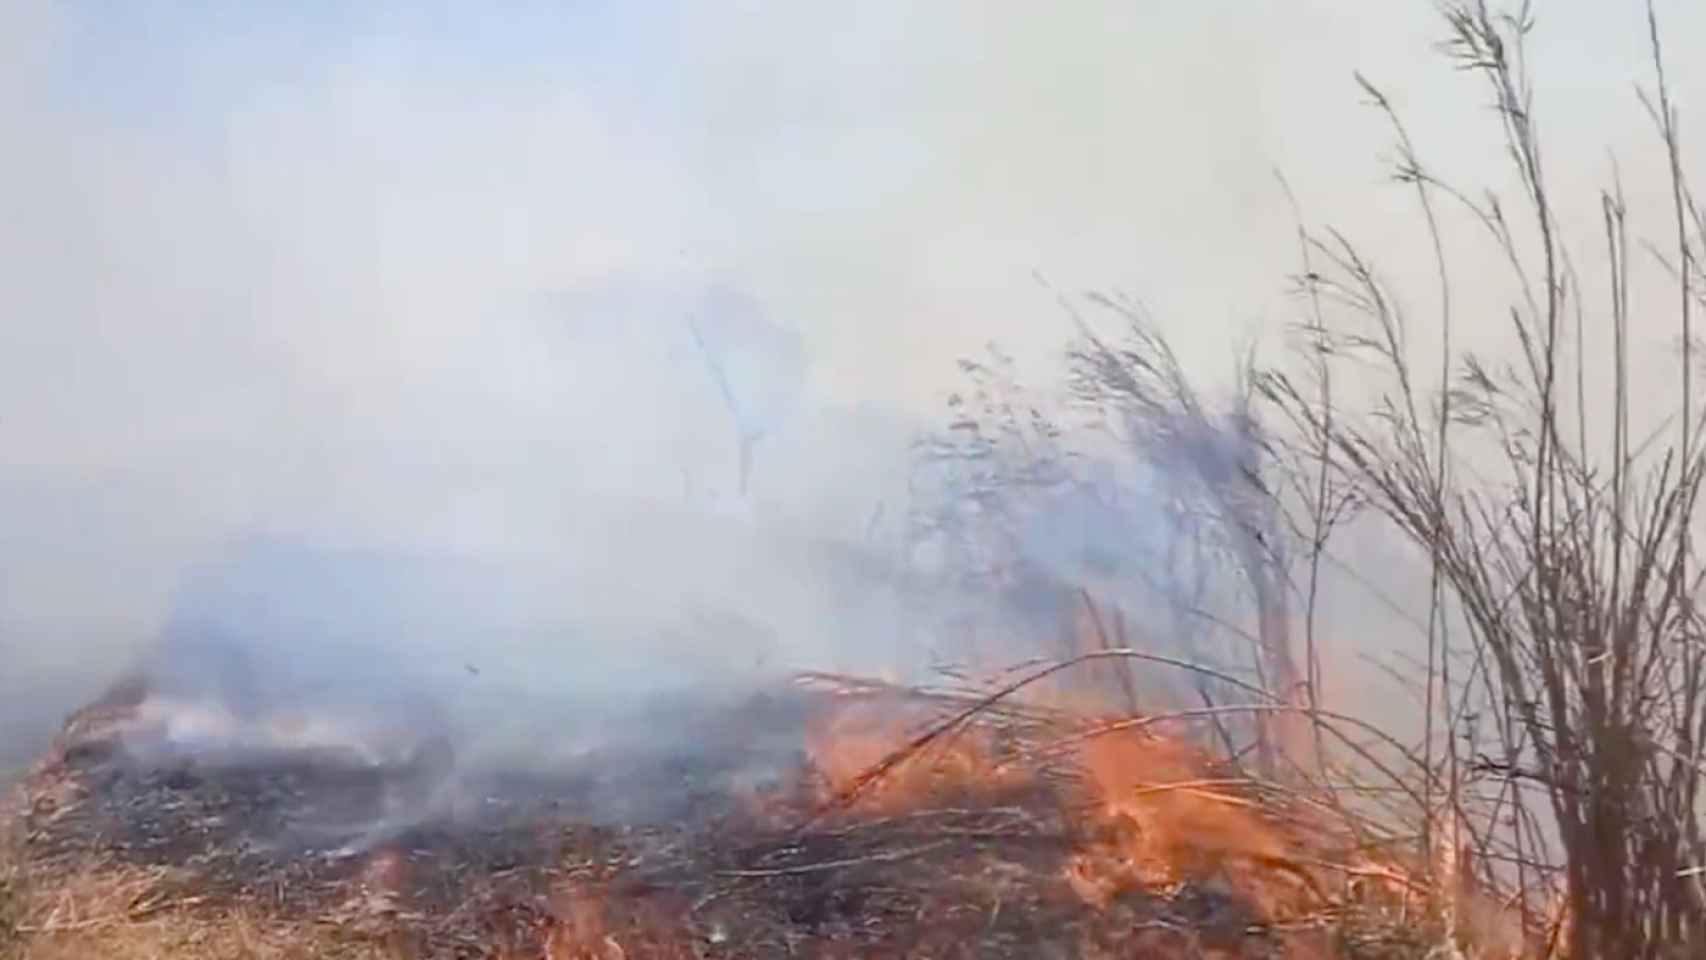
[50,2,680,125]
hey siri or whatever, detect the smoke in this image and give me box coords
[3,0,1704,807]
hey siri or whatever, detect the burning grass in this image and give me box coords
[0,669,1480,959]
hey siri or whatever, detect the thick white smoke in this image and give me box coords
[2,0,1702,789]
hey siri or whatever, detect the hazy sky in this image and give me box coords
[2,1,1703,750]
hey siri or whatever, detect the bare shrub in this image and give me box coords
[927,1,1704,955]
[1256,2,1706,955]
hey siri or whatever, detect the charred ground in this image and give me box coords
[0,671,1447,959]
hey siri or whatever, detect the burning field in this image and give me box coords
[0,663,1463,960]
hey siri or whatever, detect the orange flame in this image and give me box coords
[802,699,1032,814]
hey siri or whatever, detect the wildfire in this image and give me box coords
[1070,728,1327,916]
[13,668,1471,959]
[801,694,1334,909]
[800,698,1034,815]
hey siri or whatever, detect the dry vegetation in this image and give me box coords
[920,0,1705,954]
[3,1,1702,957]
[1258,3,1705,955]
[2,670,1455,960]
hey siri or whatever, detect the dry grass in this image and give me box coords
[4,887,400,960]
[918,3,1706,953]
[0,848,403,960]
[4,2,1689,957]
[0,671,1467,959]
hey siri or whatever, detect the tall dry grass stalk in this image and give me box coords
[1254,2,1706,955]
[928,1,1705,955]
